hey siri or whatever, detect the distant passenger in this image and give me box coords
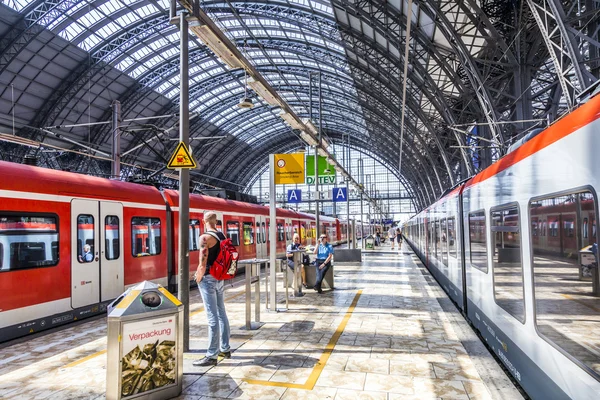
[286,233,308,288]
[388,225,396,250]
[396,228,402,250]
[79,244,93,263]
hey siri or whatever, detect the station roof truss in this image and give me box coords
[0,0,598,211]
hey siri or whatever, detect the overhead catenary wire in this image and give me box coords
[398,0,413,181]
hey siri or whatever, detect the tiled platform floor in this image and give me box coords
[0,243,522,399]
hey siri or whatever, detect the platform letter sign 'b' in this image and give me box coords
[332,187,347,202]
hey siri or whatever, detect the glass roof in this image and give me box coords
[3,0,364,148]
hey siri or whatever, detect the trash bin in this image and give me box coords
[365,235,375,250]
[106,281,184,400]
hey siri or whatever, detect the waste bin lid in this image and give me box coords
[107,281,182,318]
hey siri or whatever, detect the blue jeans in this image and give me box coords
[315,259,331,289]
[199,274,230,359]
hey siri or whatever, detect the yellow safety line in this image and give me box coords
[243,289,362,390]
[63,349,107,368]
[561,293,600,313]
[64,291,245,368]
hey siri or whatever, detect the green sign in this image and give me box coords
[306,155,336,185]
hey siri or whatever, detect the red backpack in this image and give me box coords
[206,232,239,280]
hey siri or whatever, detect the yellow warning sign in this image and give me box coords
[167,142,197,169]
[274,153,305,184]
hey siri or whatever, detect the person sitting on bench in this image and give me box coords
[313,234,334,293]
[286,233,308,288]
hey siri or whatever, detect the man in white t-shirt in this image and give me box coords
[388,226,396,250]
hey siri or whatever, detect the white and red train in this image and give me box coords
[0,162,353,342]
[404,93,600,399]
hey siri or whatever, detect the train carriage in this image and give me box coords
[0,161,352,342]
[405,93,600,400]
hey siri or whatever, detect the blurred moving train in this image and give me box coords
[0,162,357,342]
[404,93,600,399]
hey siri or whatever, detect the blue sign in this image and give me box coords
[332,187,347,202]
[287,189,302,203]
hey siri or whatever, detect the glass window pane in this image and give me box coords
[131,217,161,257]
[532,191,600,378]
[78,214,95,263]
[227,221,240,246]
[448,217,457,258]
[105,215,120,260]
[469,211,488,272]
[216,219,223,233]
[243,222,254,245]
[0,214,59,270]
[491,206,524,323]
[189,219,200,251]
[277,223,284,242]
[441,218,448,269]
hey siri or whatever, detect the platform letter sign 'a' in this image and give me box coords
[287,189,302,204]
[332,187,347,202]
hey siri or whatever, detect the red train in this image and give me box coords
[0,161,351,342]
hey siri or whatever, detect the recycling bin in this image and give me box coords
[365,235,375,250]
[106,281,184,400]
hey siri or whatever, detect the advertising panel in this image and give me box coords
[121,316,177,397]
[306,155,336,184]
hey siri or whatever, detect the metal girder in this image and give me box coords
[0,0,78,76]
[417,0,504,157]
[526,0,596,110]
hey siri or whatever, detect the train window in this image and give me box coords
[469,211,488,273]
[491,205,525,323]
[243,222,254,245]
[286,223,291,241]
[189,219,200,251]
[78,214,95,264]
[226,221,240,246]
[131,217,161,257]
[216,220,223,233]
[105,216,120,260]
[531,190,600,378]
[0,214,59,271]
[447,217,457,258]
[440,219,448,268]
[531,220,538,236]
[277,223,284,242]
[255,222,261,243]
[583,217,588,239]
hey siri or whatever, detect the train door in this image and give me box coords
[255,215,267,259]
[71,199,124,308]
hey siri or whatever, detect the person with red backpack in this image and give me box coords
[193,211,232,367]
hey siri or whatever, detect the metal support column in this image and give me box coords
[269,155,277,311]
[176,11,191,352]
[111,100,121,179]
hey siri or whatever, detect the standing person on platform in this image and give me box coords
[313,234,334,293]
[286,233,308,288]
[388,225,397,250]
[193,211,231,367]
[396,227,403,251]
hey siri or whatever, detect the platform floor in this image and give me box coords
[0,243,523,400]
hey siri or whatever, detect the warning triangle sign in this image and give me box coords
[167,142,197,169]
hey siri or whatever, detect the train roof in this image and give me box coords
[0,161,165,205]
[163,190,316,220]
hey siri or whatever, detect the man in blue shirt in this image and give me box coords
[313,234,334,293]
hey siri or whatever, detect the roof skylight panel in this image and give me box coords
[136,4,160,17]
[48,1,89,30]
[80,8,104,26]
[80,33,103,51]
[115,56,135,71]
[165,88,179,99]
[156,82,170,93]
[5,0,35,12]
[95,21,121,38]
[60,22,86,42]
[131,65,149,79]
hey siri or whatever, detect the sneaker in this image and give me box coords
[193,357,217,367]
[302,283,308,289]
[219,351,231,359]
[317,288,323,294]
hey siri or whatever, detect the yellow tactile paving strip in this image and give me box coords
[0,243,494,399]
